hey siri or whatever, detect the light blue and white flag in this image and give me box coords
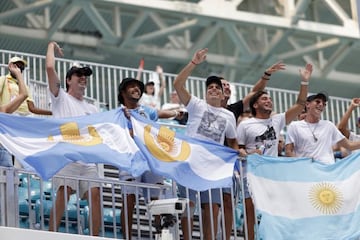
[131,112,239,191]
[247,153,360,240]
[0,109,148,179]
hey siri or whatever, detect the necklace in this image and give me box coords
[306,121,318,142]
[206,105,219,128]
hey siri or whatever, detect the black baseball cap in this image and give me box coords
[306,92,328,102]
[117,77,145,104]
[66,63,92,79]
[205,76,223,91]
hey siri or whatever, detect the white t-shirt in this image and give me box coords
[161,102,186,111]
[349,131,360,154]
[185,96,236,144]
[237,113,286,157]
[286,120,344,164]
[50,89,98,118]
[50,89,99,167]
[140,93,160,109]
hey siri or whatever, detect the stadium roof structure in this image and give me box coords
[1,0,360,98]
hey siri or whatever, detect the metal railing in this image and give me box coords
[1,49,358,131]
[0,165,245,240]
[0,48,359,240]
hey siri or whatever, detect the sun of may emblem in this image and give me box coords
[308,182,344,215]
[48,122,102,146]
[144,125,190,162]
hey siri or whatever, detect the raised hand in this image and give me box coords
[265,61,286,75]
[192,48,208,65]
[156,65,163,74]
[8,62,22,78]
[52,42,64,57]
[351,98,360,108]
[299,63,313,82]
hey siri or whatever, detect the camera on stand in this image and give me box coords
[147,198,189,240]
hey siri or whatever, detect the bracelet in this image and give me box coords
[264,71,271,76]
[301,81,309,85]
[191,60,198,65]
[261,77,270,81]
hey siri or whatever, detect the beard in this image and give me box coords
[259,107,272,115]
[10,72,17,79]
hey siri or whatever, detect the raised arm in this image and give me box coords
[0,63,28,113]
[46,41,64,97]
[284,63,312,125]
[173,48,208,106]
[135,58,144,81]
[156,65,166,99]
[337,98,360,139]
[243,61,286,108]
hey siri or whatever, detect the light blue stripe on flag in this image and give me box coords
[0,109,148,179]
[131,111,238,191]
[247,153,360,239]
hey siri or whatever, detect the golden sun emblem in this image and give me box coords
[48,122,102,146]
[308,182,344,215]
[144,125,190,162]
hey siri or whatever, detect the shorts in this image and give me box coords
[52,162,100,198]
[178,185,222,205]
[119,170,164,200]
[222,187,231,194]
[178,184,197,203]
[200,188,222,204]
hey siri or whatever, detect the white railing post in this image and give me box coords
[5,168,17,227]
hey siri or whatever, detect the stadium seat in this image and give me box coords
[18,187,31,228]
[34,193,87,234]
[82,206,122,238]
[103,207,121,227]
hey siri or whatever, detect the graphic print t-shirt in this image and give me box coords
[185,96,236,144]
[236,113,285,157]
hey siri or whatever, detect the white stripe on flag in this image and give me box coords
[248,169,360,219]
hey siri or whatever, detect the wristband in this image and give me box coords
[301,81,309,85]
[261,77,270,81]
[264,71,271,76]
[191,60,198,65]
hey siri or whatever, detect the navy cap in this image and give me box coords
[205,76,223,91]
[306,92,328,102]
[66,63,92,79]
[117,78,145,104]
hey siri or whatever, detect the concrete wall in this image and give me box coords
[0,227,117,240]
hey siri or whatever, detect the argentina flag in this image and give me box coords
[247,153,360,240]
[130,111,238,191]
[0,109,148,179]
